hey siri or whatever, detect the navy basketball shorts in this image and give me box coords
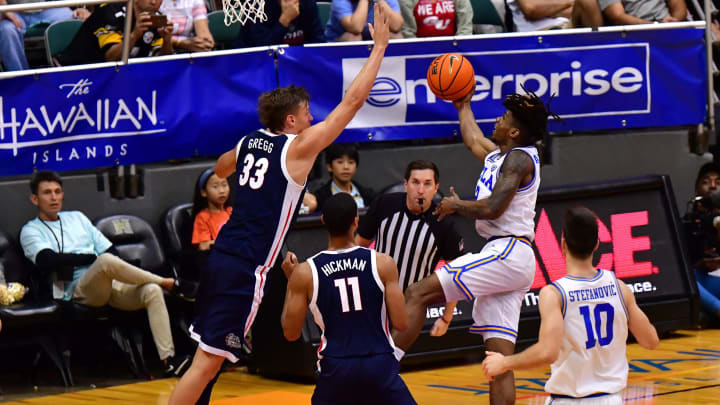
[312,353,417,405]
[189,249,265,362]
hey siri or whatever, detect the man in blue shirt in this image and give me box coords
[20,170,192,377]
[325,0,403,41]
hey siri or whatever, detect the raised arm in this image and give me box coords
[286,2,391,182]
[376,252,408,331]
[619,281,659,350]
[281,262,313,341]
[453,92,498,161]
[434,150,532,221]
[483,286,564,379]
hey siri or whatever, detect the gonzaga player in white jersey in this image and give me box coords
[482,206,659,404]
[391,90,558,405]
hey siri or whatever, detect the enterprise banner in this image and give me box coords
[0,26,707,175]
[279,26,707,142]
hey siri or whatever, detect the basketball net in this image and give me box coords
[222,0,267,26]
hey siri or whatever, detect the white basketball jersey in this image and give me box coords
[474,146,540,240]
[545,269,629,397]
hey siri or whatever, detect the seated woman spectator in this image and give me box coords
[324,0,403,42]
[315,143,375,212]
[399,0,472,38]
[242,0,326,46]
[160,0,215,52]
[191,168,232,251]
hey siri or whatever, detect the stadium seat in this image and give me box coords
[44,19,83,67]
[207,10,242,49]
[163,203,204,281]
[0,230,71,387]
[471,0,505,28]
[317,1,331,28]
[96,215,172,278]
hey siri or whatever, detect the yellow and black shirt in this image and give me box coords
[59,3,164,65]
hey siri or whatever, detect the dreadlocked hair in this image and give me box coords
[502,85,562,146]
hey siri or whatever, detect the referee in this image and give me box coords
[355,160,464,335]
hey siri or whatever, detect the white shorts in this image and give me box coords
[436,236,535,343]
[544,392,622,405]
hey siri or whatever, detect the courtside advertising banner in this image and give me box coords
[279,26,706,143]
[0,49,275,176]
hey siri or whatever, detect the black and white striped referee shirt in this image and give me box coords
[357,193,464,291]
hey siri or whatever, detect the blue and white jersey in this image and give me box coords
[545,269,629,397]
[214,129,305,265]
[307,247,395,365]
[474,146,540,240]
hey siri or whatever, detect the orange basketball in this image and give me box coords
[426,53,475,101]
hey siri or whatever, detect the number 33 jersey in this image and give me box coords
[307,247,396,364]
[545,269,630,397]
[214,130,305,265]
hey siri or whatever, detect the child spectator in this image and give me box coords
[315,143,375,212]
[191,168,232,251]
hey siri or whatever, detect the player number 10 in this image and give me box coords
[334,276,363,313]
[579,303,614,349]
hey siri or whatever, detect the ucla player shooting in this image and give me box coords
[482,206,659,404]
[391,88,558,405]
[281,193,416,405]
[167,3,393,405]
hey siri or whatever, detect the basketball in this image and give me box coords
[426,53,475,101]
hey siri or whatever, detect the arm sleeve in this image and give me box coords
[35,249,97,269]
[454,0,473,36]
[356,194,384,240]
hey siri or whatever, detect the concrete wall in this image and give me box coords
[0,129,709,245]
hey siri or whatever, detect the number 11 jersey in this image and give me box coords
[545,269,630,397]
[214,129,305,266]
[307,247,396,365]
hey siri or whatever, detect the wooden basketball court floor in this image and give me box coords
[4,328,720,404]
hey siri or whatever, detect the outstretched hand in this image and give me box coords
[368,1,390,48]
[433,186,460,221]
[281,251,299,279]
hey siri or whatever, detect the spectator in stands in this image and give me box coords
[399,0,472,38]
[160,0,215,52]
[687,163,720,323]
[241,0,326,46]
[57,0,174,66]
[192,168,232,251]
[0,0,89,71]
[315,143,376,212]
[325,0,403,41]
[591,0,686,25]
[19,171,194,377]
[506,0,572,31]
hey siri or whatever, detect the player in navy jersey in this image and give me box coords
[168,4,392,404]
[482,206,658,404]
[281,193,416,405]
